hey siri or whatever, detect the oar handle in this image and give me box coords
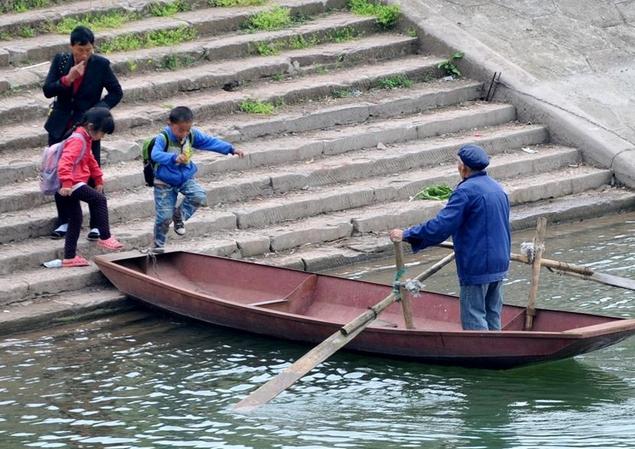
[394,241,405,272]
[394,241,414,329]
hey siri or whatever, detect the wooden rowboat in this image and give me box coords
[95,250,635,369]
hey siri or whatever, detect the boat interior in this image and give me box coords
[114,251,618,333]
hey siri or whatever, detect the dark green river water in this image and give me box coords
[1,212,634,449]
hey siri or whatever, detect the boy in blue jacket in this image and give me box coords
[151,106,245,251]
[390,144,511,330]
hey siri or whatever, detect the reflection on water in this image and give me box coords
[0,213,634,449]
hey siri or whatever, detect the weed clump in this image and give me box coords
[349,0,400,28]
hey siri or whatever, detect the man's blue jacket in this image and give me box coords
[403,171,511,285]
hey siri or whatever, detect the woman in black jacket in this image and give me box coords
[43,25,123,239]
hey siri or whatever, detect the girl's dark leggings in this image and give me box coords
[61,184,111,259]
[54,139,101,228]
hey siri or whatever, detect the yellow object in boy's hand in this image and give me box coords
[176,154,189,164]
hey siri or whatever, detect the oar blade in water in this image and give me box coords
[233,252,456,412]
[590,272,635,291]
[233,319,369,413]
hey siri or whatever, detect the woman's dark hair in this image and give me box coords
[79,107,115,134]
[70,26,95,46]
[169,106,194,124]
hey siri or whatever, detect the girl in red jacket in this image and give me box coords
[57,107,123,267]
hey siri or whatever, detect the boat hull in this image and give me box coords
[95,251,635,369]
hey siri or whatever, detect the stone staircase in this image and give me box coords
[1,0,634,306]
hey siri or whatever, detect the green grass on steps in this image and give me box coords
[250,26,363,56]
[244,6,294,31]
[349,0,399,28]
[2,0,54,14]
[55,1,190,34]
[209,0,266,6]
[239,99,276,114]
[99,27,198,53]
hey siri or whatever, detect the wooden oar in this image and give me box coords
[547,268,635,291]
[437,241,635,291]
[233,249,457,413]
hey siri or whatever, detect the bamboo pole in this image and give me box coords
[394,241,415,329]
[436,242,635,291]
[524,217,547,330]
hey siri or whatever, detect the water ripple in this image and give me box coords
[1,216,635,448]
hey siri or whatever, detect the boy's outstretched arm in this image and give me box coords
[192,128,244,157]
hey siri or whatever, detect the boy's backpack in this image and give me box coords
[142,130,193,187]
[40,132,87,195]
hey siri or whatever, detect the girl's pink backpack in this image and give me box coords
[40,132,87,195]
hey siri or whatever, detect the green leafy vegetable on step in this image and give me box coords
[412,184,453,201]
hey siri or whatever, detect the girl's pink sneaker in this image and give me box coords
[62,255,90,267]
[97,236,124,251]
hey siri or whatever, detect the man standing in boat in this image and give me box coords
[390,144,511,330]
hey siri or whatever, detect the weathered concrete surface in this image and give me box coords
[0,54,446,154]
[0,287,130,336]
[0,161,624,304]
[0,14,380,95]
[395,0,635,187]
[0,0,346,67]
[0,80,483,186]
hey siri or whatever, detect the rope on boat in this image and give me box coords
[135,246,161,276]
[520,242,534,262]
[403,279,425,296]
[391,255,429,298]
[392,266,407,296]
[393,266,425,298]
[520,241,545,264]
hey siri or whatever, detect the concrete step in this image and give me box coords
[0,79,483,187]
[0,0,77,16]
[0,262,110,306]
[1,12,380,93]
[247,188,635,272]
[0,150,602,275]
[0,285,128,337]
[0,121,547,241]
[0,0,345,67]
[0,53,445,153]
[0,32,419,126]
[345,166,614,235]
[0,101,518,231]
[0,0,209,40]
[2,182,633,305]
[229,155,605,230]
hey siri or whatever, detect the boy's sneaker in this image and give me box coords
[87,228,100,241]
[50,223,68,239]
[97,236,124,251]
[151,247,165,254]
[173,217,186,236]
[62,255,90,267]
